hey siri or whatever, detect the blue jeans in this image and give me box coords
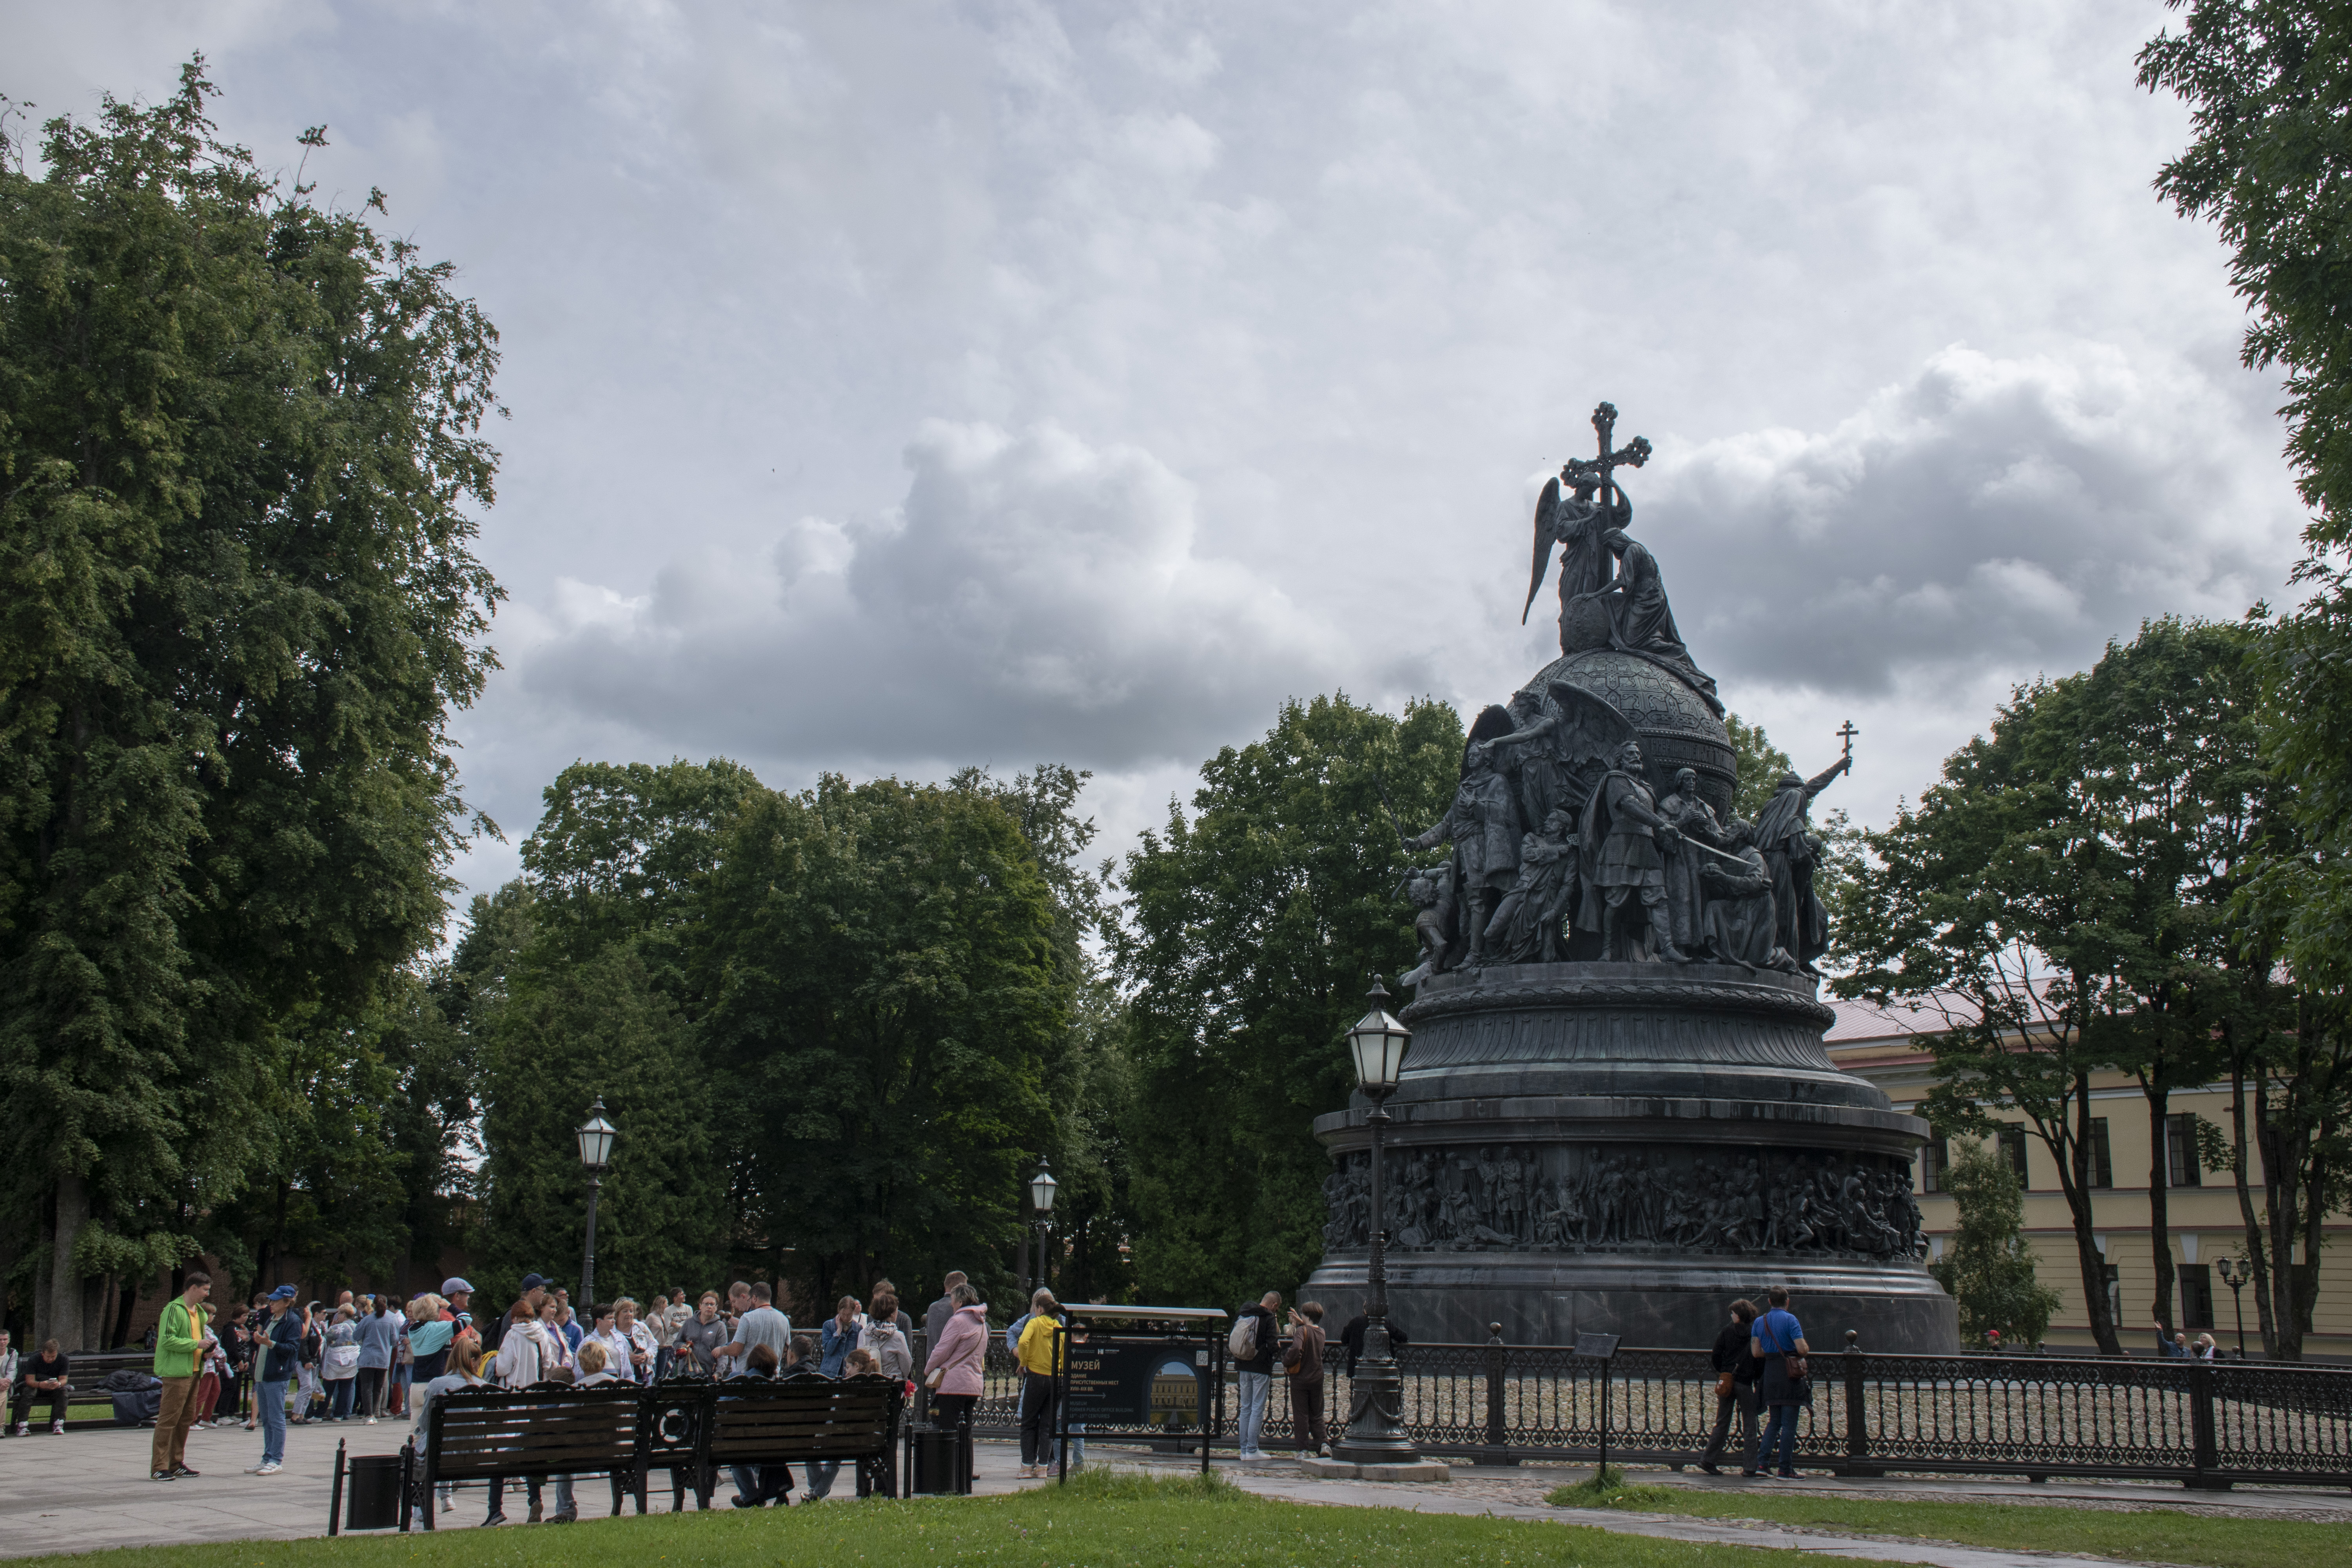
[1237,1371,1270,1454]
[1759,1403,1801,1474]
[328,1377,355,1420]
[258,1380,288,1464]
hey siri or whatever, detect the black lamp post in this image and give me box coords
[576,1098,616,1308]
[1333,980,1418,1466]
[1030,1162,1058,1296]
[2215,1255,2250,1358]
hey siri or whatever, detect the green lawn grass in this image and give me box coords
[18,1466,1882,1568]
[1546,1485,2336,1568]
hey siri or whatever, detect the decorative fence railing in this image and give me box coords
[967,1329,2352,1488]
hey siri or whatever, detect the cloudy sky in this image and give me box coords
[12,0,2309,915]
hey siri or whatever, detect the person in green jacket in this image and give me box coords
[151,1272,218,1481]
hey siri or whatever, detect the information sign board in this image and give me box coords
[1062,1338,1206,1426]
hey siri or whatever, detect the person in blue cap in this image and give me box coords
[243,1287,301,1475]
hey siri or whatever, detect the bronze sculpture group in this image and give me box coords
[1399,403,1851,985]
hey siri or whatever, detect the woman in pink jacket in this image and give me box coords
[926,1285,989,1436]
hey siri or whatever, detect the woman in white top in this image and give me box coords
[614,1299,657,1383]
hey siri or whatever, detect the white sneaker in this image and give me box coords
[49,1422,64,1435]
[254,1461,281,1475]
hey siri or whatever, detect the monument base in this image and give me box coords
[1301,960,1958,1356]
[1298,1254,1956,1354]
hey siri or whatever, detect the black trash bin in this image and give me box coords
[343,1454,403,1530]
[910,1425,967,1495]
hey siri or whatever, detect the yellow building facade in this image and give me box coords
[1827,999,2352,1359]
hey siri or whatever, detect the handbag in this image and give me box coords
[1713,1370,1734,1399]
[324,1343,360,1372]
[1785,1354,1808,1379]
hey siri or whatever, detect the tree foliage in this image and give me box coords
[1113,694,1463,1311]
[1929,1140,2064,1348]
[1837,620,2271,1355]
[0,61,499,1344]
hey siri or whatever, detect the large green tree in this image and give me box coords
[1113,694,1463,1310]
[0,62,499,1346]
[2142,4,2352,1358]
[1837,621,2270,1355]
[468,760,753,1306]
[700,775,1065,1309]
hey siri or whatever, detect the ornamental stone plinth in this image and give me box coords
[1301,960,1958,1353]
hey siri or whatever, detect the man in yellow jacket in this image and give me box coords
[151,1271,217,1481]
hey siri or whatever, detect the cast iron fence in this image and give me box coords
[969,1328,2352,1488]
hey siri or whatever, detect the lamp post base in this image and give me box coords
[1330,1354,1420,1466]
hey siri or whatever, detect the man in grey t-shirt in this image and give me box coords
[717,1283,792,1369]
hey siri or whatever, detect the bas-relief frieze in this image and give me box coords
[1322,1142,1926,1262]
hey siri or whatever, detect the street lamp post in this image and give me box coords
[1030,1162,1058,1296]
[1333,980,1418,1466]
[576,1098,617,1308]
[2215,1255,2250,1359]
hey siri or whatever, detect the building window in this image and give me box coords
[2088,1118,2113,1189]
[2104,1263,2123,1329]
[1921,1139,1950,1194]
[1997,1125,2029,1185]
[2178,1263,2214,1331]
[2165,1113,2202,1188]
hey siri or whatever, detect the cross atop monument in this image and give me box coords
[1562,401,1653,510]
[1838,719,1859,763]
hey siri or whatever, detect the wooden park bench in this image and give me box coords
[407,1383,647,1529]
[684,1373,904,1508]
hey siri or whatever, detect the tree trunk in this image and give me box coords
[47,1174,89,1352]
[2065,1072,2122,1355]
[31,1204,54,1351]
[2145,1084,2174,1334]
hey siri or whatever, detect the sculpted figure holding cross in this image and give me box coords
[1524,403,1650,655]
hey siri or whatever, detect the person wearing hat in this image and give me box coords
[441,1278,474,1338]
[245,1287,301,1475]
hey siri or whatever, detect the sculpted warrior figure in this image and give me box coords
[1655,767,1722,955]
[1576,740,1690,962]
[1407,708,1522,968]
[1749,755,1853,975]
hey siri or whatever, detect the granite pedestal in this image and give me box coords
[1301,960,1957,1354]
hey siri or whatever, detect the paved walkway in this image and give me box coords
[2,1419,2345,1563]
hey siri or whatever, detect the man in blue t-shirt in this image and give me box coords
[1746,1286,1809,1478]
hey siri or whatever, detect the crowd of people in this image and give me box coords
[74,1267,994,1519]
[12,1267,1419,1503]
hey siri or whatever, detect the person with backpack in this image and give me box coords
[1013,1289,1067,1479]
[1748,1285,1809,1479]
[1229,1291,1282,1460]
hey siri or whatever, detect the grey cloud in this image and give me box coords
[509,419,1353,769]
[1633,344,2305,699]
